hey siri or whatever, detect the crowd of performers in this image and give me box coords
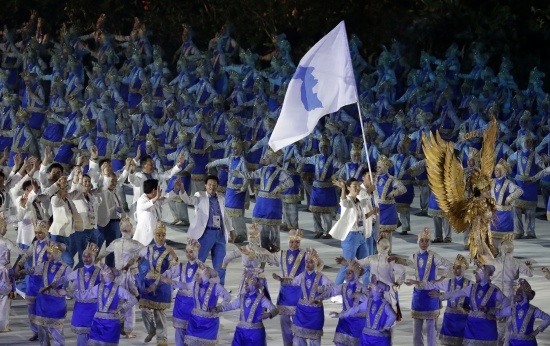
[1,10,550,346]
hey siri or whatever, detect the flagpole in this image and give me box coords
[355,102,374,184]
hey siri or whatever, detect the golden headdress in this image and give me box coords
[377,155,393,170]
[515,278,535,300]
[178,129,191,141]
[33,220,49,233]
[347,259,365,277]
[350,142,362,155]
[417,110,432,123]
[418,227,431,240]
[69,96,84,108]
[364,122,377,136]
[119,217,133,233]
[422,114,499,262]
[3,93,17,104]
[520,110,532,122]
[83,242,100,257]
[495,158,511,176]
[146,132,158,147]
[325,120,339,132]
[154,222,167,235]
[305,248,324,271]
[500,232,515,254]
[213,94,224,105]
[231,138,245,150]
[187,238,201,252]
[253,76,264,90]
[288,229,303,241]
[141,95,153,110]
[92,61,102,73]
[399,136,412,151]
[319,134,330,147]
[264,146,282,159]
[80,115,93,128]
[16,107,31,119]
[227,69,241,80]
[226,116,240,130]
[453,254,469,270]
[196,263,218,279]
[468,147,480,162]
[243,268,265,288]
[47,241,65,255]
[394,109,406,123]
[247,223,260,239]
[483,80,495,93]
[0,69,10,79]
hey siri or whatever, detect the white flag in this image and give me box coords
[268,21,357,151]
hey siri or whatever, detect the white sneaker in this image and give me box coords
[330,295,343,304]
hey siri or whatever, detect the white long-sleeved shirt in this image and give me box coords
[488,254,533,299]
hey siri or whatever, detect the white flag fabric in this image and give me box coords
[268,21,358,151]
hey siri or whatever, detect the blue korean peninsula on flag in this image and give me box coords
[268,21,358,151]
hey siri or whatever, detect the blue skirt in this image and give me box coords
[128,93,142,110]
[379,203,398,227]
[294,304,324,333]
[210,147,225,160]
[186,314,219,342]
[253,195,282,223]
[218,168,228,189]
[232,326,266,346]
[440,311,468,340]
[96,136,109,157]
[191,153,209,179]
[360,333,391,346]
[226,187,246,214]
[491,210,514,233]
[395,184,414,205]
[277,285,301,310]
[89,316,121,344]
[119,84,129,102]
[29,111,45,131]
[72,301,96,329]
[411,288,440,318]
[310,185,337,211]
[464,316,497,342]
[335,316,366,339]
[26,274,42,298]
[35,293,66,321]
[173,294,194,328]
[509,339,537,346]
[162,148,176,166]
[0,137,12,152]
[41,124,64,145]
[268,96,278,112]
[54,143,75,164]
[140,278,171,308]
[282,174,301,203]
[516,181,538,203]
[246,150,262,169]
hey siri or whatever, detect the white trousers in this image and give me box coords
[413,318,438,346]
[0,294,10,331]
[141,308,167,344]
[123,305,136,334]
[76,333,89,346]
[293,336,321,346]
[38,326,64,346]
[280,314,294,346]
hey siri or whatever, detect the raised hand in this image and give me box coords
[90,146,98,159]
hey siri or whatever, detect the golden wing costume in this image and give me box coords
[422,115,498,263]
